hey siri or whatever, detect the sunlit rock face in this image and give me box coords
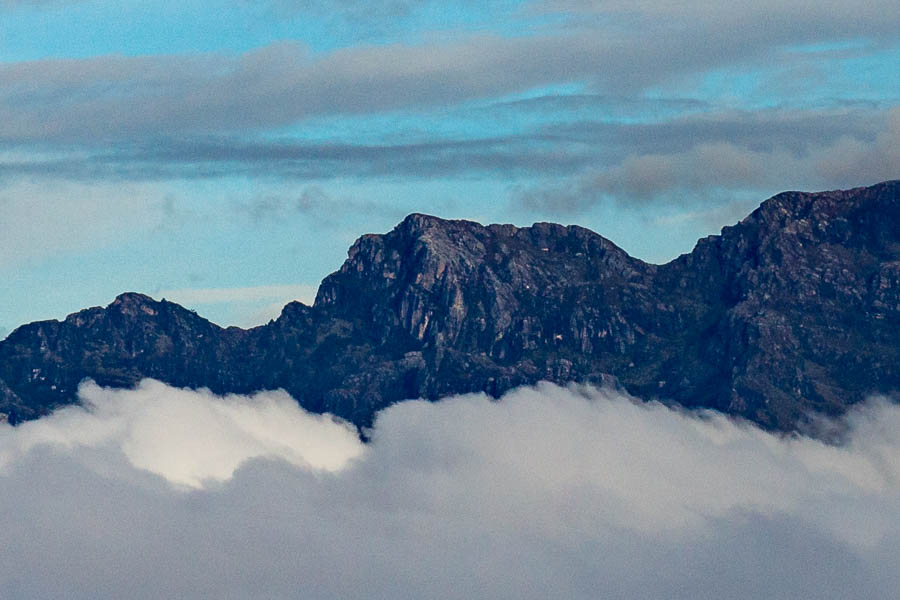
[1,181,898,430]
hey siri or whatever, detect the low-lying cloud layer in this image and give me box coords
[0,380,363,488]
[2,380,899,599]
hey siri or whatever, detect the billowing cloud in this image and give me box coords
[2,379,899,599]
[0,380,363,488]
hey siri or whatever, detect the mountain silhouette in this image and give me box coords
[2,181,898,430]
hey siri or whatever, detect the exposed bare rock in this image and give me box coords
[1,181,898,430]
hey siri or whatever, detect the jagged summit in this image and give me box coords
[397,211,466,231]
[1,181,898,429]
[112,291,156,305]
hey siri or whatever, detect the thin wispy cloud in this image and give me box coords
[148,285,320,327]
[0,181,170,269]
[157,284,318,307]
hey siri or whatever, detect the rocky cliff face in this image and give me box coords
[2,181,898,430]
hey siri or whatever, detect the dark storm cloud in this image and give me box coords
[2,380,900,599]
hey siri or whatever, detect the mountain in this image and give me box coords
[2,181,899,430]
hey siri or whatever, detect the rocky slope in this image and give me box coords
[2,181,898,430]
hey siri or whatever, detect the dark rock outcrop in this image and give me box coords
[2,181,898,430]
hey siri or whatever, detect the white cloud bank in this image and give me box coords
[1,380,899,599]
[0,380,363,488]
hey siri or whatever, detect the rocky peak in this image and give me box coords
[107,292,161,317]
[1,182,898,431]
[730,180,898,244]
[314,213,651,355]
[112,291,157,305]
[316,214,645,304]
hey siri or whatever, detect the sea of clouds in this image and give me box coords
[1,379,899,599]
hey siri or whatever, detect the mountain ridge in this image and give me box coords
[2,181,898,429]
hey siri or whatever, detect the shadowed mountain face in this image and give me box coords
[2,181,899,430]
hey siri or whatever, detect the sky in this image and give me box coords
[2,380,900,598]
[1,0,899,332]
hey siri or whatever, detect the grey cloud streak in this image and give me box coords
[1,105,893,193]
[519,107,900,210]
[2,0,899,146]
[265,0,429,21]
[539,0,900,45]
[232,186,409,229]
[0,132,595,182]
[2,380,900,599]
[0,37,599,144]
